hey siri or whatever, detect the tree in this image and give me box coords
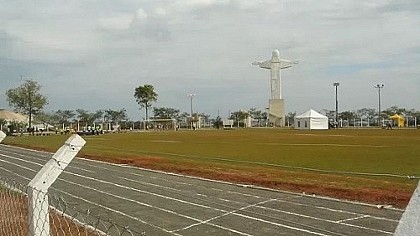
[6,80,48,128]
[75,109,103,129]
[34,111,57,126]
[339,110,356,120]
[230,110,249,127]
[104,109,128,125]
[355,108,376,119]
[134,84,158,121]
[248,108,264,126]
[322,109,335,120]
[285,112,296,126]
[55,110,75,125]
[212,116,223,129]
[384,106,407,116]
[152,107,180,119]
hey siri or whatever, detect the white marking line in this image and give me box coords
[261,143,388,148]
[218,198,232,202]
[227,190,261,198]
[173,199,275,234]
[231,210,331,236]
[130,173,144,177]
[0,156,344,236]
[0,150,95,174]
[0,166,180,236]
[0,160,252,236]
[0,153,399,229]
[0,154,398,233]
[0,150,400,233]
[150,140,181,143]
[275,199,399,223]
[119,176,182,192]
[255,205,393,234]
[336,215,369,223]
[1,147,196,189]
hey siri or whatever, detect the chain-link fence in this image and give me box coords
[0,178,135,236]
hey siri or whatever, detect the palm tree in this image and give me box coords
[134,84,158,123]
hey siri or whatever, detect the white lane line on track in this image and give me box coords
[119,176,182,192]
[0,155,393,235]
[275,199,400,223]
[227,190,261,198]
[0,150,95,174]
[336,215,369,223]
[130,172,144,177]
[2,148,401,225]
[0,161,252,236]
[0,166,179,236]
[172,199,275,234]
[254,205,393,234]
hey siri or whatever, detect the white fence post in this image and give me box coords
[27,134,86,236]
[394,180,420,236]
[0,131,6,143]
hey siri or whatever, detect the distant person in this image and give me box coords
[387,122,392,130]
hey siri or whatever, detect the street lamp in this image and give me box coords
[333,82,340,126]
[187,93,196,129]
[374,84,384,127]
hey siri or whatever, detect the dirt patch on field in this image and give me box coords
[79,153,413,208]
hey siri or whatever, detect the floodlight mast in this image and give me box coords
[187,93,196,129]
[333,82,340,125]
[374,84,384,127]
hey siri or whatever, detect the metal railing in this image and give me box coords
[0,177,134,236]
[0,131,136,236]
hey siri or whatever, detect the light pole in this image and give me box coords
[374,84,384,127]
[333,82,340,126]
[187,93,195,129]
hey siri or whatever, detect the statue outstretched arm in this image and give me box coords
[280,60,298,69]
[252,60,271,69]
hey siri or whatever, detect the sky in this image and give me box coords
[1,0,419,120]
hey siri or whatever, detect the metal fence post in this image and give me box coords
[27,134,86,236]
[394,180,420,235]
[0,131,6,143]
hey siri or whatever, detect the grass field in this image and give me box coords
[3,128,420,207]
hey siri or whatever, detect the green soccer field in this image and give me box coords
[3,128,420,207]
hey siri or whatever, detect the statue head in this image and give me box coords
[271,50,280,62]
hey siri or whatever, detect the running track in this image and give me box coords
[0,144,403,235]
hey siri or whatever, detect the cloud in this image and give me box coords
[0,0,419,118]
[98,14,134,30]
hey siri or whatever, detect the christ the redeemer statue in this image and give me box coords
[252,50,297,99]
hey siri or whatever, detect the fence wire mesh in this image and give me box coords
[0,178,135,236]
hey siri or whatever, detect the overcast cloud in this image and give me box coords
[1,0,419,119]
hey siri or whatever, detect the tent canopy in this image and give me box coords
[390,114,405,127]
[0,109,29,123]
[294,109,329,130]
[295,109,327,119]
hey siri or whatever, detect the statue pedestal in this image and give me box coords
[269,99,285,127]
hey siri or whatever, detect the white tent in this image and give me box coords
[294,109,328,130]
